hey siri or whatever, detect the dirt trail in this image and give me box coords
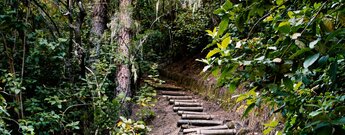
[146,81,255,135]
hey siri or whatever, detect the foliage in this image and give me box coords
[135,85,156,121]
[201,0,345,134]
[116,116,151,135]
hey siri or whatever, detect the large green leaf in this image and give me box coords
[222,0,233,11]
[206,48,221,58]
[220,36,231,49]
[217,15,229,37]
[278,21,291,34]
[303,53,320,68]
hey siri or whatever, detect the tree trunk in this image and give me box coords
[90,0,107,62]
[116,0,132,115]
[91,0,107,36]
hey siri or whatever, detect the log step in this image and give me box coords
[182,114,214,120]
[183,125,230,133]
[177,120,223,126]
[160,91,186,96]
[169,99,198,104]
[177,111,208,115]
[163,95,193,100]
[173,107,203,112]
[196,129,236,135]
[174,102,202,107]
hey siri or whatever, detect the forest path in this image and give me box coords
[146,80,251,135]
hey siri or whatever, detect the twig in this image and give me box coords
[280,1,328,58]
[31,0,61,37]
[62,103,90,116]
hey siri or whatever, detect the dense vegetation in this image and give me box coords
[201,0,345,134]
[1,0,344,134]
[0,0,217,134]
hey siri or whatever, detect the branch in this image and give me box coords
[280,1,328,58]
[62,103,90,116]
[31,0,61,37]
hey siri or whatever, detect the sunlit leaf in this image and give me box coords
[222,0,233,11]
[220,36,231,49]
[295,40,306,48]
[278,21,290,33]
[291,33,301,40]
[309,39,320,49]
[288,11,294,18]
[206,48,220,58]
[276,0,284,6]
[303,53,320,68]
[264,15,273,22]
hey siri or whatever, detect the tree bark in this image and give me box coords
[91,0,107,36]
[90,0,107,62]
[116,0,132,115]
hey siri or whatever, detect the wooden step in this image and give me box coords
[177,120,223,126]
[177,111,208,115]
[196,129,236,135]
[169,99,198,104]
[163,95,193,100]
[174,102,202,107]
[173,107,203,112]
[160,91,186,96]
[182,125,230,133]
[182,114,213,120]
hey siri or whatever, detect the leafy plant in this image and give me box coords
[116,116,151,135]
[201,0,345,134]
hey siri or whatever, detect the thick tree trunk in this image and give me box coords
[90,0,107,62]
[91,0,107,36]
[116,0,132,115]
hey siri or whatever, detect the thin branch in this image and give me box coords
[280,1,328,58]
[31,0,61,37]
[62,103,90,116]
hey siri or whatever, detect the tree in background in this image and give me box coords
[115,0,133,115]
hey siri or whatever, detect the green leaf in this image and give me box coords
[326,28,345,41]
[288,11,294,18]
[276,0,284,6]
[303,53,320,68]
[309,110,322,117]
[264,120,279,127]
[220,36,230,49]
[222,0,233,11]
[314,3,322,9]
[289,48,311,59]
[331,117,345,125]
[206,48,220,58]
[283,78,293,90]
[58,38,68,42]
[217,15,229,37]
[229,83,236,93]
[294,82,303,90]
[291,33,301,40]
[213,8,224,15]
[295,40,306,48]
[278,21,290,33]
[242,103,255,118]
[329,61,338,83]
[263,127,273,135]
[318,55,329,65]
[309,39,320,49]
